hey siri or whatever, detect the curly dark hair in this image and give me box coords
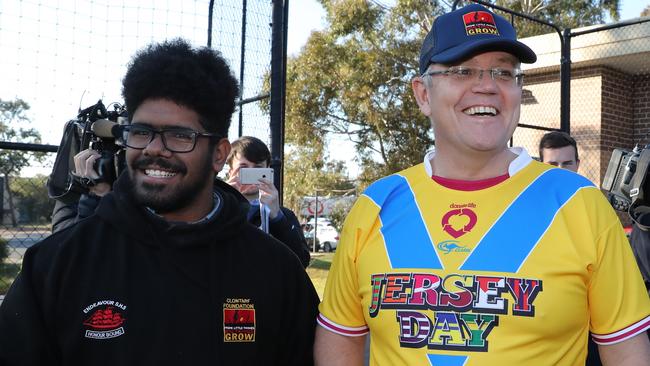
[121,38,239,136]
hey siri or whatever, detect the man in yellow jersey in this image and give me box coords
[314,3,650,365]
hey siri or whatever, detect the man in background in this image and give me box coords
[539,130,580,172]
[226,136,310,267]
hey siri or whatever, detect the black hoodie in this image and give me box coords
[0,173,320,366]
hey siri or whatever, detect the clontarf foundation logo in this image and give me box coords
[442,203,477,238]
[82,299,127,340]
[223,298,256,342]
[462,10,500,36]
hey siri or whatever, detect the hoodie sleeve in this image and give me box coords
[276,258,320,366]
[269,207,310,268]
[51,200,79,233]
[0,244,60,365]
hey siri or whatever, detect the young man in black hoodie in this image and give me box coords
[0,39,319,365]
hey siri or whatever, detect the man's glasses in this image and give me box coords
[122,124,221,153]
[422,66,525,87]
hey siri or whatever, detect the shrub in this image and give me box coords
[0,237,8,263]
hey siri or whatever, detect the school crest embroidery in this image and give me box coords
[82,299,127,340]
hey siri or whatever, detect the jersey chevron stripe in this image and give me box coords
[460,168,593,273]
[427,354,468,366]
[364,174,443,269]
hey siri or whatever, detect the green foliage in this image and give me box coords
[0,98,45,176]
[283,143,355,218]
[0,262,20,295]
[0,237,8,263]
[286,0,440,185]
[0,98,46,227]
[491,0,621,37]
[10,175,55,224]
[328,196,355,232]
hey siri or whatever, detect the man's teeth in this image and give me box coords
[145,169,176,178]
[464,106,497,116]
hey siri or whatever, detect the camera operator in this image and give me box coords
[51,149,113,233]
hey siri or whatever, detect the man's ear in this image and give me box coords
[212,138,232,174]
[412,76,432,116]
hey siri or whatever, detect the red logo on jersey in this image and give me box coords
[223,298,256,342]
[462,11,500,36]
[442,208,477,238]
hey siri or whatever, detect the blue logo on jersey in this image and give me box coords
[437,240,470,254]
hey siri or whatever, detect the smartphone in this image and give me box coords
[239,167,274,185]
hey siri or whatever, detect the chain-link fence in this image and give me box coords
[463,0,650,226]
[2,1,649,294]
[0,0,284,295]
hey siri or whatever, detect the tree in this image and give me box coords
[285,0,621,184]
[642,5,650,18]
[493,0,620,37]
[283,142,355,219]
[9,175,55,224]
[0,98,45,226]
[328,196,356,232]
[286,0,440,186]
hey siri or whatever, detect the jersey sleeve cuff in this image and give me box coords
[591,315,650,345]
[317,313,369,337]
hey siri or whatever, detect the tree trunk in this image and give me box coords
[4,175,17,227]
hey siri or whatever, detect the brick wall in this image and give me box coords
[521,67,650,226]
[600,67,636,180]
[634,74,650,144]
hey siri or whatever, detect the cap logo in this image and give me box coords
[463,11,499,36]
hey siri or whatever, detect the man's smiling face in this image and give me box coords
[126,98,217,219]
[419,51,522,157]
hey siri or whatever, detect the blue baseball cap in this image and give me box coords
[419,4,537,75]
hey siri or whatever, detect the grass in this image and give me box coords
[306,252,334,299]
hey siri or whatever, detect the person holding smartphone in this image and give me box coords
[226,136,310,268]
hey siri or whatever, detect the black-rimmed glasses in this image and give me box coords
[122,124,221,153]
[422,65,525,87]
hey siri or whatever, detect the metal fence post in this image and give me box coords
[560,29,571,134]
[270,0,286,203]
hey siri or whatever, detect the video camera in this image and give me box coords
[47,100,128,203]
[602,144,650,227]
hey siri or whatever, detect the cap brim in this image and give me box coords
[430,38,537,65]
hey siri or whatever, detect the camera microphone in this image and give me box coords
[91,119,123,139]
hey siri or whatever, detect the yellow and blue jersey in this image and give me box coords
[318,149,650,365]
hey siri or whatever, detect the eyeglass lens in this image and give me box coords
[123,125,197,152]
